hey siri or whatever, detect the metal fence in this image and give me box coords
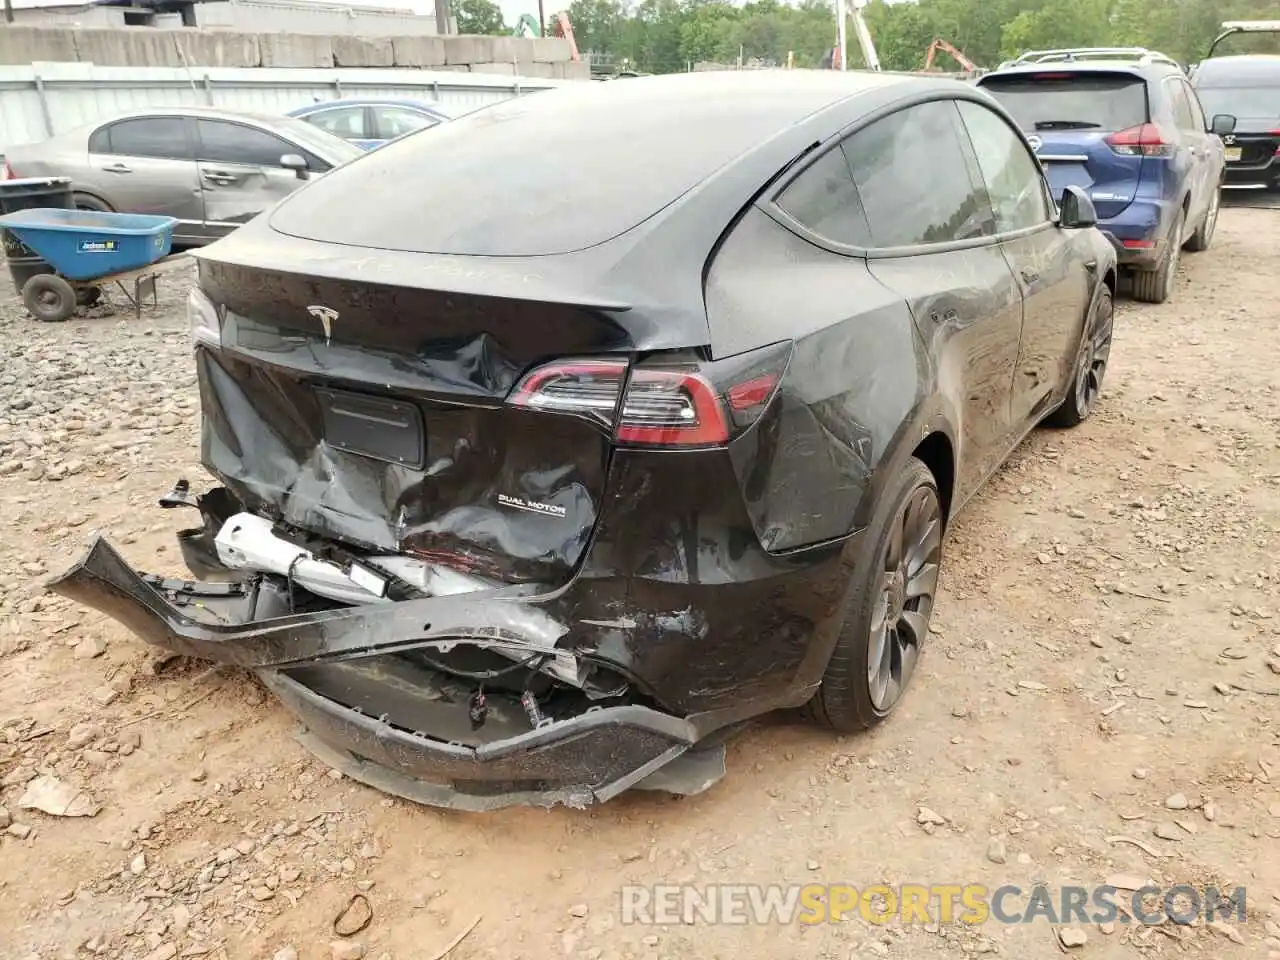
[0,63,568,151]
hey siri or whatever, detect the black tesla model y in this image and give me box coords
[51,70,1118,811]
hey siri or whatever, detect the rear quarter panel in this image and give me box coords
[704,207,930,553]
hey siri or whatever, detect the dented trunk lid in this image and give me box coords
[194,247,657,587]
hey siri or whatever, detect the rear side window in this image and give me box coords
[97,118,191,160]
[1166,79,1198,132]
[980,73,1149,133]
[841,100,994,248]
[774,147,871,247]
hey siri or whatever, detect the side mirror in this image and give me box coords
[1210,114,1237,136]
[280,153,310,180]
[1059,185,1098,229]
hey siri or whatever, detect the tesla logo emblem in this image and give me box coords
[1223,135,1236,145]
[306,304,338,340]
[1027,135,1043,151]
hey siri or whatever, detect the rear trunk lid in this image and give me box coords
[979,70,1152,219]
[193,241,652,589]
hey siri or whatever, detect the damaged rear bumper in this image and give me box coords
[47,536,726,811]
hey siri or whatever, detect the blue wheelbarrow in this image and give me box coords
[0,208,184,323]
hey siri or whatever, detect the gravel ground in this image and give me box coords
[1,207,1279,960]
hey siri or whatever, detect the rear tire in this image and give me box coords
[23,273,77,323]
[1184,187,1220,252]
[1047,286,1113,428]
[72,192,113,213]
[1131,210,1184,304]
[805,457,943,733]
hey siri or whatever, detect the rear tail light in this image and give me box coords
[1106,123,1175,157]
[1121,239,1155,249]
[507,342,791,448]
[1,160,13,180]
[615,368,729,445]
[508,359,625,427]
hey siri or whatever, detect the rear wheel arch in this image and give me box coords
[72,190,114,212]
[912,431,955,527]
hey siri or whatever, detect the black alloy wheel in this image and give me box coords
[807,456,943,732]
[1048,285,1113,428]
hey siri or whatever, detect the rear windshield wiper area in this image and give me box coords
[1033,120,1103,130]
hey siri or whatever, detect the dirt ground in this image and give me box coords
[1,205,1279,960]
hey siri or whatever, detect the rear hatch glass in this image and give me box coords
[980,72,1150,219]
[269,75,847,257]
[1195,86,1280,164]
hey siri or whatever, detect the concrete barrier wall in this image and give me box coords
[0,26,588,78]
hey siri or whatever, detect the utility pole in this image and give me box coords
[835,0,847,70]
[434,0,450,35]
[4,0,13,24]
[537,0,545,37]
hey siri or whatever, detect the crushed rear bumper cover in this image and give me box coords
[47,536,726,811]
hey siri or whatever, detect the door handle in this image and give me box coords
[103,163,132,174]
[202,172,238,185]
[1021,269,1039,285]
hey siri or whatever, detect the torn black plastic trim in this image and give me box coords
[47,536,562,671]
[45,536,726,810]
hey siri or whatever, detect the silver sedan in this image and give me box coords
[4,106,364,247]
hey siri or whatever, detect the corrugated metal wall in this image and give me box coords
[0,64,566,151]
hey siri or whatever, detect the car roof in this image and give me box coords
[266,69,934,259]
[1193,54,1280,84]
[290,98,448,113]
[981,61,1179,82]
[90,106,295,127]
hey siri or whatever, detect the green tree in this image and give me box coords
[455,0,507,36]
[551,0,1280,75]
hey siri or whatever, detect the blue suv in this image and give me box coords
[978,48,1232,304]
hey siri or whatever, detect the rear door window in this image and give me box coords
[1180,80,1207,130]
[1166,79,1198,133]
[304,106,369,141]
[956,100,1051,233]
[373,106,440,140]
[97,117,192,160]
[773,146,872,247]
[979,73,1149,133]
[841,99,994,248]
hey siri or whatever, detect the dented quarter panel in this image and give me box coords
[563,447,854,714]
[705,209,923,552]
